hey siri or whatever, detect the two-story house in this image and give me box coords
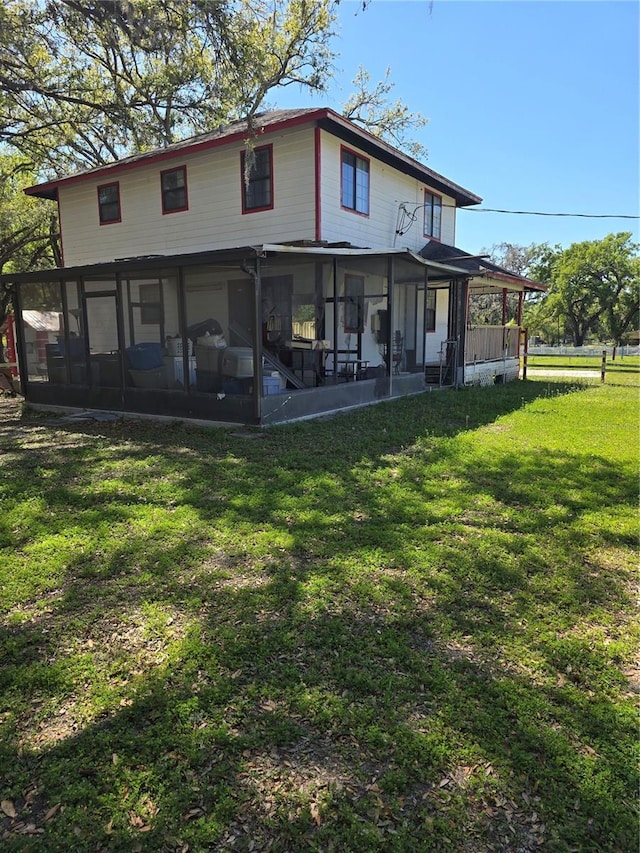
[3,108,542,425]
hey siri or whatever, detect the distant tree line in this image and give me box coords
[477,234,640,347]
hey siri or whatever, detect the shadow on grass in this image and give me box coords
[0,382,637,851]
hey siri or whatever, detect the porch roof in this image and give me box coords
[0,244,473,286]
[420,241,547,292]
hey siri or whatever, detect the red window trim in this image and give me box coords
[423,189,442,241]
[97,181,121,225]
[340,145,370,218]
[240,144,274,214]
[160,165,189,215]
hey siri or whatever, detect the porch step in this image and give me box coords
[425,365,440,385]
[425,364,456,387]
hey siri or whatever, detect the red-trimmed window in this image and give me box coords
[425,289,436,332]
[161,166,188,214]
[241,145,273,213]
[97,182,121,225]
[341,147,369,215]
[424,190,442,240]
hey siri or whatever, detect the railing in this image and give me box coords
[527,344,639,358]
[465,325,519,364]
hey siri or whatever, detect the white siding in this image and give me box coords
[57,123,462,266]
[59,127,318,266]
[318,132,456,251]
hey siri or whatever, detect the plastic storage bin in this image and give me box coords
[262,375,281,396]
[126,343,164,370]
[221,347,253,378]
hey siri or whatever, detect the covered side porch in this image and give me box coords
[420,241,545,387]
[4,244,471,426]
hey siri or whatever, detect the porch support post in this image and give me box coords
[453,277,469,388]
[332,257,338,383]
[12,281,29,395]
[421,267,429,371]
[114,271,126,408]
[501,288,508,325]
[252,255,262,424]
[59,277,71,385]
[6,311,18,377]
[387,255,394,386]
[516,291,523,326]
[176,266,189,392]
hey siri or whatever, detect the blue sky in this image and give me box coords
[273,0,639,254]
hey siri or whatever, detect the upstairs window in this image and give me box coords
[161,166,188,214]
[241,145,273,213]
[97,182,121,224]
[424,190,442,240]
[341,148,369,215]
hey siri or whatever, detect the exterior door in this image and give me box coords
[83,291,124,405]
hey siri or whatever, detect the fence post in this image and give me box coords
[601,349,606,384]
[521,329,528,380]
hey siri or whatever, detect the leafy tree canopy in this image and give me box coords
[0,0,429,178]
[0,0,337,175]
[527,233,640,346]
[0,153,59,322]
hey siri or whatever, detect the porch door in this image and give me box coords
[83,291,124,399]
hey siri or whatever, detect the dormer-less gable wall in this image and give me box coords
[317,131,456,251]
[58,126,319,267]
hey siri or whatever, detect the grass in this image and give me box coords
[0,376,638,852]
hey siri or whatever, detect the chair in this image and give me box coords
[392,331,403,375]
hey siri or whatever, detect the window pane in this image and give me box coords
[246,179,270,209]
[162,169,187,212]
[432,198,442,239]
[342,160,354,208]
[244,148,272,210]
[342,151,368,213]
[425,192,442,238]
[253,149,271,179]
[98,184,120,223]
[355,159,369,214]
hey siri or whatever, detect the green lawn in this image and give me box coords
[0,377,638,852]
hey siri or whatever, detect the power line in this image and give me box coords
[397,200,639,221]
[463,208,639,219]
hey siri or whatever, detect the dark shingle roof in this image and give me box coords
[420,241,545,291]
